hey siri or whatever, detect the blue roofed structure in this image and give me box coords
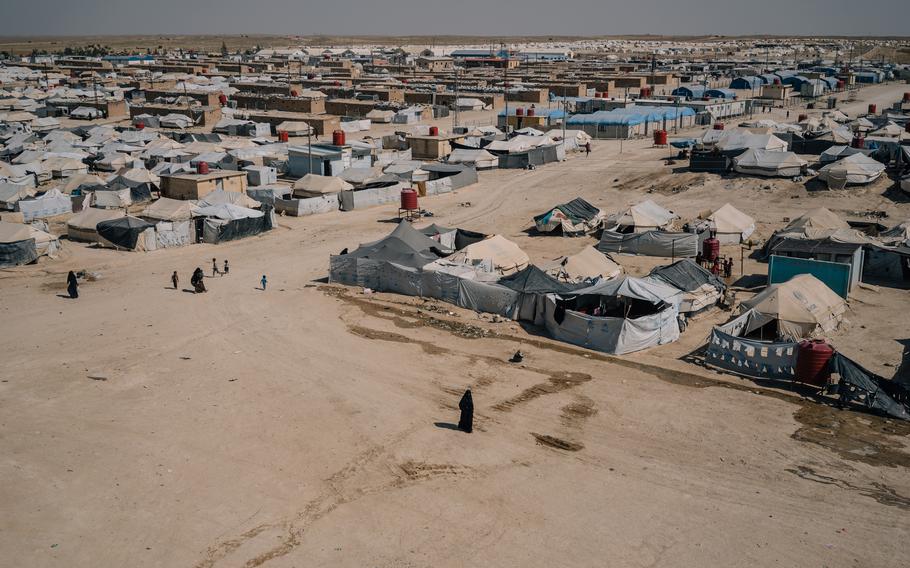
[705,88,738,99]
[672,85,708,99]
[729,76,762,89]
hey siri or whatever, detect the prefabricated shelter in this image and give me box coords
[96,216,158,251]
[733,149,808,177]
[66,207,125,242]
[159,170,249,200]
[448,235,530,276]
[541,275,682,355]
[603,200,678,233]
[767,239,864,294]
[598,230,698,258]
[817,153,886,189]
[735,274,846,340]
[533,197,604,236]
[707,203,755,243]
[542,246,623,283]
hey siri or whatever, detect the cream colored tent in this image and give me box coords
[739,274,846,340]
[817,154,886,189]
[606,199,678,232]
[142,197,195,222]
[733,149,807,177]
[543,246,623,283]
[292,174,354,198]
[708,203,755,243]
[448,235,530,275]
[66,208,125,242]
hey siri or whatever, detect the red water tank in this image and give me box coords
[773,78,782,85]
[796,340,835,387]
[197,161,210,175]
[429,125,439,136]
[904,92,910,102]
[218,93,228,106]
[641,86,652,98]
[594,92,602,98]
[527,107,535,116]
[136,122,145,130]
[713,122,725,130]
[798,113,808,122]
[703,237,720,262]
[653,129,668,146]
[851,135,865,149]
[516,107,524,116]
[278,130,289,142]
[401,188,418,211]
[307,73,315,79]
[836,80,845,90]
[868,103,877,114]
[332,129,346,146]
[290,89,299,97]
[905,122,910,134]
[334,80,341,86]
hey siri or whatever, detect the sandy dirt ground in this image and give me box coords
[1,83,909,568]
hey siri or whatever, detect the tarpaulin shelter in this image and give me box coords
[713,132,788,154]
[292,173,353,198]
[447,148,499,170]
[0,221,37,267]
[817,153,886,189]
[736,274,846,340]
[708,203,755,243]
[17,188,71,221]
[733,149,807,177]
[142,197,195,222]
[96,216,157,251]
[541,275,682,355]
[499,265,586,324]
[598,230,698,258]
[0,182,35,210]
[542,246,623,283]
[198,204,273,244]
[649,259,725,313]
[533,197,604,236]
[819,145,873,165]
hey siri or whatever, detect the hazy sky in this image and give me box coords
[0,0,904,37]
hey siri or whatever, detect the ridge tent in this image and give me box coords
[649,259,726,313]
[542,246,623,283]
[604,199,678,233]
[448,235,530,276]
[17,188,72,221]
[735,274,846,340]
[141,197,195,222]
[447,148,499,170]
[533,197,604,236]
[819,145,873,165]
[708,203,755,244]
[0,221,37,267]
[733,148,807,177]
[292,173,353,198]
[66,207,125,242]
[499,265,586,324]
[598,230,697,258]
[0,182,35,210]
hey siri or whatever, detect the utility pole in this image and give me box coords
[502,42,509,134]
[453,66,459,131]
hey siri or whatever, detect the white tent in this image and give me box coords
[66,207,125,242]
[710,130,788,152]
[733,148,807,177]
[142,197,195,222]
[542,246,623,283]
[447,148,499,169]
[708,203,755,243]
[606,199,678,232]
[738,274,846,340]
[17,188,72,221]
[817,153,886,189]
[448,235,530,275]
[292,173,353,197]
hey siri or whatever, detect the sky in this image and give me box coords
[0,0,905,38]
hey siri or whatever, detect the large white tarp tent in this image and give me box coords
[541,275,682,355]
[733,149,807,177]
[447,235,530,275]
[292,173,353,198]
[17,188,71,221]
[604,199,678,232]
[542,246,623,283]
[817,153,886,189]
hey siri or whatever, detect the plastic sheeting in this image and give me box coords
[17,188,72,221]
[534,198,603,236]
[705,324,799,381]
[598,230,697,257]
[274,195,338,216]
[830,353,910,420]
[202,205,273,243]
[0,238,37,267]
[96,216,155,250]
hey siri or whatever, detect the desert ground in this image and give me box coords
[1,82,909,567]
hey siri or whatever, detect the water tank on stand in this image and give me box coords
[703,236,720,262]
[653,129,668,146]
[290,89,299,97]
[218,93,228,107]
[516,107,524,116]
[796,340,835,387]
[278,131,289,142]
[332,129,346,146]
[429,126,439,136]
[713,122,725,130]
[851,135,865,149]
[641,86,652,98]
[197,161,210,175]
[401,188,418,211]
[867,103,877,114]
[527,107,535,117]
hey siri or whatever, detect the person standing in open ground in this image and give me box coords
[171,271,179,290]
[260,275,267,291]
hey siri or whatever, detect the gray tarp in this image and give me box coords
[705,325,799,381]
[0,238,38,267]
[830,353,910,420]
[598,230,698,257]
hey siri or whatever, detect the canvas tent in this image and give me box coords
[533,197,604,236]
[141,197,195,222]
[541,275,682,355]
[604,200,678,233]
[733,149,807,177]
[499,265,586,324]
[542,246,623,283]
[96,216,157,251]
[598,230,698,258]
[448,235,530,275]
[817,153,886,189]
[447,148,499,170]
[736,274,846,340]
[819,145,872,165]
[650,259,725,313]
[708,203,755,243]
[292,174,353,198]
[0,182,35,209]
[66,207,125,242]
[0,221,37,267]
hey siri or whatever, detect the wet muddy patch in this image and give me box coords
[531,433,584,452]
[561,396,598,427]
[786,465,910,510]
[493,372,592,412]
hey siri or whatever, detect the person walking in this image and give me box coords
[458,389,474,433]
[66,271,79,299]
[223,260,229,275]
[584,141,591,157]
[171,271,179,290]
[260,275,268,291]
[212,258,219,277]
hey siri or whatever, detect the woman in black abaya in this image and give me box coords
[458,389,473,433]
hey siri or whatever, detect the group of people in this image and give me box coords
[169,259,268,293]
